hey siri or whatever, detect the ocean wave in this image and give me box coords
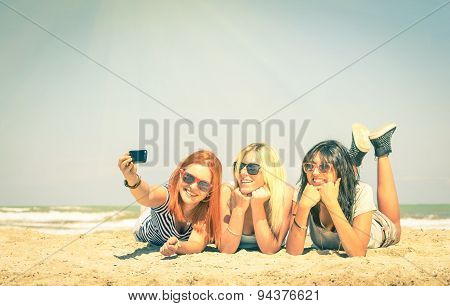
[0,207,32,212]
[0,211,134,223]
[1,209,449,234]
[401,214,448,220]
[0,219,136,235]
[400,218,450,229]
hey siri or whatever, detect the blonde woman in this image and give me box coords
[217,143,293,254]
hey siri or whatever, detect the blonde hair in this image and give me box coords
[233,143,287,235]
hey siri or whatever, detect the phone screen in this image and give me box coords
[129,150,147,164]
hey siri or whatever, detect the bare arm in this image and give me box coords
[128,179,169,208]
[176,224,209,255]
[286,184,321,255]
[118,153,168,208]
[217,185,250,254]
[251,185,293,254]
[320,179,372,257]
[326,202,372,256]
[160,224,209,256]
[286,204,310,255]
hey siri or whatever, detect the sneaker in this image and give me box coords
[349,123,371,167]
[369,123,397,157]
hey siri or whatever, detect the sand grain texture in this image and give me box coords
[1,228,448,286]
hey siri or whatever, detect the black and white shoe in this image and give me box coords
[369,123,397,157]
[349,123,371,167]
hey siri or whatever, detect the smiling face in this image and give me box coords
[306,153,338,187]
[178,163,212,206]
[236,151,265,195]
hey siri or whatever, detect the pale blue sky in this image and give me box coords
[0,0,449,205]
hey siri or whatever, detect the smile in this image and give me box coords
[184,187,199,198]
[312,178,327,185]
[240,178,253,185]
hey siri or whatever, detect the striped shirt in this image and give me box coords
[134,185,193,245]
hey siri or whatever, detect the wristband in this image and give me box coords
[124,174,141,189]
[293,218,307,231]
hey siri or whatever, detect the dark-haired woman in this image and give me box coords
[286,123,400,257]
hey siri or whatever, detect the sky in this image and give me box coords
[0,0,449,205]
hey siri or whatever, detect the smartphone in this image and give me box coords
[129,150,147,164]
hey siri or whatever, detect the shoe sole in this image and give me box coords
[369,123,397,139]
[352,123,371,152]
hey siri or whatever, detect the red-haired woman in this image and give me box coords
[118,150,222,257]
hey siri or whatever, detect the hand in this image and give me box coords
[233,188,251,211]
[319,178,341,208]
[118,152,139,184]
[160,237,181,257]
[298,184,321,209]
[251,185,271,205]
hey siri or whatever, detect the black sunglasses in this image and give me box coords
[180,169,212,192]
[233,162,261,175]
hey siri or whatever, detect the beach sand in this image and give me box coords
[0,228,448,286]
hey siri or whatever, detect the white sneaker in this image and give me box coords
[352,123,371,152]
[369,123,397,139]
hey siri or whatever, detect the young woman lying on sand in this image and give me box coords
[118,150,222,257]
[218,143,293,254]
[286,123,401,257]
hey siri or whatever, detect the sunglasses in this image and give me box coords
[180,169,212,192]
[233,162,261,175]
[303,162,332,173]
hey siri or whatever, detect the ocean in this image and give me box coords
[0,205,140,234]
[0,204,448,234]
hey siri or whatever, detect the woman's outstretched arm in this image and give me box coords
[160,225,209,256]
[118,152,168,208]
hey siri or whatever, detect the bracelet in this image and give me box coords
[124,174,141,189]
[226,226,240,236]
[293,218,307,231]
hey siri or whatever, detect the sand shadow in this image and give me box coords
[301,247,316,255]
[159,245,220,260]
[204,245,220,253]
[114,244,161,260]
[116,244,222,261]
[161,255,179,261]
[314,248,348,258]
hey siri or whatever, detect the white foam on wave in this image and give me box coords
[400,218,450,229]
[49,206,90,211]
[1,209,449,234]
[0,219,137,235]
[0,207,32,212]
[0,211,117,223]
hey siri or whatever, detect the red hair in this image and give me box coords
[167,150,222,243]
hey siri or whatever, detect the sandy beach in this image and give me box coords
[0,228,448,286]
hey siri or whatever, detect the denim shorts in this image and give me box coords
[371,210,399,248]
